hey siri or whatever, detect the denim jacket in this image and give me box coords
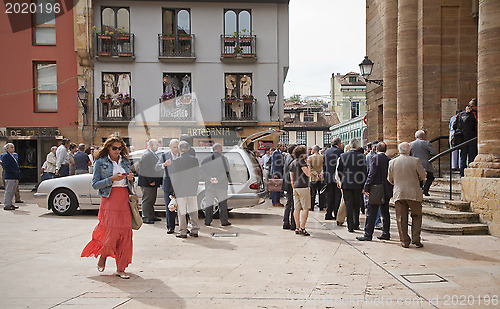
[92,156,132,197]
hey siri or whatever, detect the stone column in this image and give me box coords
[396,0,418,143]
[461,0,500,237]
[383,0,398,155]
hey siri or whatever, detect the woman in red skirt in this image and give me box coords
[81,135,135,279]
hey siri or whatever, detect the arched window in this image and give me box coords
[162,8,191,36]
[224,9,251,36]
[101,7,130,33]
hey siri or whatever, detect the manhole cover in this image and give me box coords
[401,273,447,284]
[212,233,238,237]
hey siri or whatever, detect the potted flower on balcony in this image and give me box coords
[118,93,131,103]
[162,33,175,40]
[241,94,254,103]
[114,27,130,40]
[225,94,237,103]
[178,33,192,40]
[99,93,112,103]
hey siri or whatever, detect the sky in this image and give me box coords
[284,0,366,99]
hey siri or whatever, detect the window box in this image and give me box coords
[223,53,237,58]
[98,52,112,56]
[225,99,236,104]
[97,35,112,40]
[241,53,256,58]
[162,36,176,40]
[178,35,192,40]
[118,52,132,57]
[115,35,130,40]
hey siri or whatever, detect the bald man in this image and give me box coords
[138,139,163,224]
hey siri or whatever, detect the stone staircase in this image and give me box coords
[390,175,490,235]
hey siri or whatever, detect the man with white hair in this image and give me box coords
[410,130,436,196]
[201,143,232,226]
[388,142,426,248]
[307,145,324,211]
[156,139,181,234]
[1,143,21,210]
[138,139,163,224]
[336,138,367,232]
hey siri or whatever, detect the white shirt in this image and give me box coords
[109,155,127,187]
[55,144,69,169]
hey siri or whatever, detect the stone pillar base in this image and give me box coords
[461,176,500,237]
[465,154,500,178]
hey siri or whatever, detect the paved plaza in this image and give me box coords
[1,190,499,308]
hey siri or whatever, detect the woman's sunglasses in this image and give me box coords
[111,146,123,151]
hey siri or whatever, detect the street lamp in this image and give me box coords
[359,56,383,86]
[267,89,277,120]
[77,86,89,113]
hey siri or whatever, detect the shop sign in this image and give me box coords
[183,127,235,138]
[6,127,60,138]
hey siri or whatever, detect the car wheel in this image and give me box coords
[49,188,78,216]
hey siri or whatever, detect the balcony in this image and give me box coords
[158,34,196,62]
[96,33,135,62]
[220,35,257,63]
[160,95,195,121]
[221,98,257,125]
[97,98,135,126]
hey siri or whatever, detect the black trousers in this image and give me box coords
[422,172,434,195]
[363,201,391,239]
[343,189,363,231]
[309,181,326,210]
[325,183,341,218]
[283,189,295,227]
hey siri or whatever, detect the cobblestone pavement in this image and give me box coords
[1,190,499,308]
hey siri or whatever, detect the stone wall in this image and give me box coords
[461,177,500,237]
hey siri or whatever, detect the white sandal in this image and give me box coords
[115,272,130,279]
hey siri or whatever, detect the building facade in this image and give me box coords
[365,0,500,236]
[75,0,289,150]
[282,102,339,149]
[329,115,367,148]
[0,1,79,183]
[330,72,367,123]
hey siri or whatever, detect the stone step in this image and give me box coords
[389,209,489,235]
[432,177,461,187]
[422,205,480,224]
[444,200,471,212]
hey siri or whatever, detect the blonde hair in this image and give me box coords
[94,135,129,159]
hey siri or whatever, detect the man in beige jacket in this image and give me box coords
[388,142,426,248]
[307,145,324,211]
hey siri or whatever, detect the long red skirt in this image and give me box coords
[81,187,133,272]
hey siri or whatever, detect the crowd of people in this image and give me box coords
[254,130,446,249]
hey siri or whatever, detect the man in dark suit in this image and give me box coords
[171,141,200,238]
[270,142,286,207]
[323,137,343,220]
[357,142,393,241]
[138,139,163,224]
[1,143,21,210]
[410,130,437,196]
[337,138,367,232]
[201,143,232,227]
[156,139,181,233]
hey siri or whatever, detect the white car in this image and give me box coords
[35,146,265,216]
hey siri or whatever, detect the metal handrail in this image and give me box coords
[429,137,478,200]
[429,135,449,177]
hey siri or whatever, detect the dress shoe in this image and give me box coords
[401,243,410,248]
[142,219,154,224]
[412,241,424,248]
[283,223,291,229]
[348,229,355,233]
[204,222,211,226]
[176,234,187,238]
[423,192,430,196]
[337,222,344,226]
[356,236,372,241]
[189,232,198,237]
[3,206,16,210]
[166,229,175,234]
[310,208,315,211]
[377,235,390,240]
[115,272,130,279]
[290,225,296,231]
[221,222,232,226]
[152,217,161,221]
[325,215,335,220]
[15,200,24,203]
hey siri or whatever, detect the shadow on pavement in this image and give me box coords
[89,274,184,308]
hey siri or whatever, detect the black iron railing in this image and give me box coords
[221,99,256,121]
[159,97,194,121]
[96,33,135,57]
[429,137,478,200]
[220,35,256,58]
[429,135,449,178]
[97,98,135,122]
[158,34,195,57]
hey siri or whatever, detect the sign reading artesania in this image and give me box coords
[183,127,234,138]
[5,127,60,137]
